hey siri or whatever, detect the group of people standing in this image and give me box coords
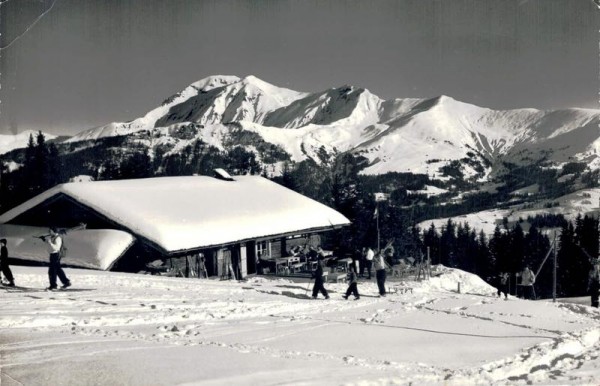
[311,245,393,300]
[0,227,71,290]
[494,266,537,300]
[494,262,600,308]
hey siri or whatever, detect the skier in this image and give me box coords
[42,227,71,290]
[0,238,15,287]
[496,272,509,300]
[519,266,536,300]
[343,264,360,300]
[588,260,600,308]
[311,257,329,299]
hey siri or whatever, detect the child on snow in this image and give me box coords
[343,264,360,300]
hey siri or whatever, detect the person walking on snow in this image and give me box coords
[311,257,329,299]
[375,251,387,297]
[42,227,71,290]
[0,238,15,287]
[343,264,360,300]
[588,260,600,308]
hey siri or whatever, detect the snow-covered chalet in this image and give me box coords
[0,173,350,278]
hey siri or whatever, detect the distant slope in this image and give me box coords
[417,188,600,236]
[0,130,57,155]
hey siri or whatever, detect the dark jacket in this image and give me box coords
[347,270,357,284]
[313,261,324,282]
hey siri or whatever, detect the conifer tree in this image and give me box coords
[557,221,578,296]
[510,223,526,271]
[439,219,456,267]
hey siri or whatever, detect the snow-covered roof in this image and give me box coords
[0,224,134,270]
[0,175,350,253]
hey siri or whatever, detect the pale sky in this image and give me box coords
[0,0,598,136]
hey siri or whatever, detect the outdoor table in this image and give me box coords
[275,256,301,275]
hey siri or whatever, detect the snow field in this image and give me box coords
[1,266,599,385]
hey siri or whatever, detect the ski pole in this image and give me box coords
[305,278,313,295]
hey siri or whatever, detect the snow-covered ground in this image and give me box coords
[1,266,599,385]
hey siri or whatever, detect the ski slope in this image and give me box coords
[1,266,599,385]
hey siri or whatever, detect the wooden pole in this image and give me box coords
[427,246,431,278]
[553,231,557,302]
[376,202,380,252]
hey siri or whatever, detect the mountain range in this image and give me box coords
[3,75,600,181]
[66,75,600,180]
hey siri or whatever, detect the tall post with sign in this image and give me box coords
[374,193,387,252]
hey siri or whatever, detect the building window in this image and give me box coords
[256,240,271,258]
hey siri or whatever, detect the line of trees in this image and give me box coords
[0,131,64,212]
[421,214,598,299]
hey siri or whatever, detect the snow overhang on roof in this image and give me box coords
[0,224,135,270]
[0,175,351,253]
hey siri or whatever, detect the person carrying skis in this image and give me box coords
[311,257,329,299]
[375,250,387,297]
[343,263,360,300]
[588,260,600,308]
[0,238,15,287]
[42,227,71,290]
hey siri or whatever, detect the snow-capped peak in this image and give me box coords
[189,75,241,92]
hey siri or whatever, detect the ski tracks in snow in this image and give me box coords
[2,270,600,385]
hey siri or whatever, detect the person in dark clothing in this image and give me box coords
[496,272,509,300]
[42,228,71,290]
[588,261,600,308]
[311,258,329,299]
[343,264,360,300]
[0,238,15,287]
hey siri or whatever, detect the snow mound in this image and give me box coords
[418,265,498,296]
